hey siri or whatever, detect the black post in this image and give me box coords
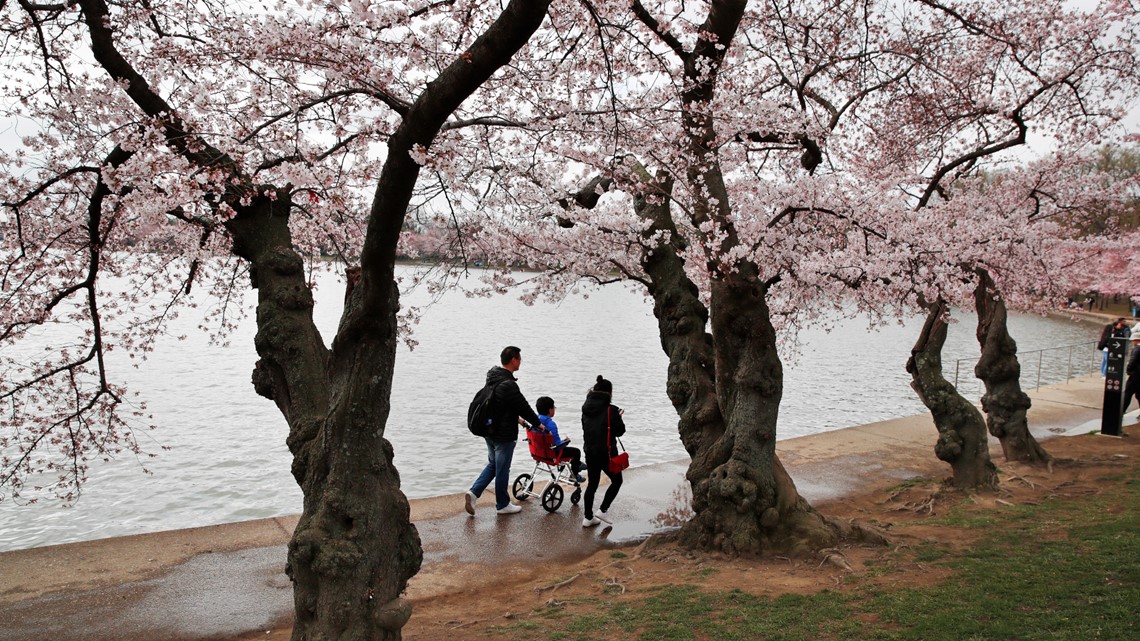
[1101,335,1128,436]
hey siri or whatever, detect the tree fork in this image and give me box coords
[284,4,554,638]
[222,194,419,641]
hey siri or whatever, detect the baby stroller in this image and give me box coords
[512,427,582,512]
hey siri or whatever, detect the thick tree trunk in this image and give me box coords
[230,197,420,641]
[632,179,839,557]
[906,301,998,490]
[973,270,1051,466]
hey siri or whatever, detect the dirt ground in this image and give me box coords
[240,432,1138,641]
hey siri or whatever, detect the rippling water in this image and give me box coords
[0,267,1100,551]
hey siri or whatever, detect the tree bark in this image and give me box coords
[269,4,554,638]
[231,196,421,641]
[973,269,1051,466]
[906,301,999,490]
[631,176,840,557]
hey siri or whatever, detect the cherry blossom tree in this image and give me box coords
[1060,144,1140,299]
[883,0,1140,482]
[1,1,555,639]
[903,159,1134,482]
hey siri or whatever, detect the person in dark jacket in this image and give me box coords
[1122,336,1140,415]
[464,346,542,516]
[580,375,626,528]
[1098,318,1132,376]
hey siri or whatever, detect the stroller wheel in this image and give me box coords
[512,474,533,501]
[570,487,581,505]
[541,483,564,513]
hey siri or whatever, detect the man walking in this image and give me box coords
[465,346,541,516]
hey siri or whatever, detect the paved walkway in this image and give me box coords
[0,376,1122,641]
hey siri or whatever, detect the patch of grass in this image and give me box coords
[496,470,1140,641]
[911,543,947,563]
[610,551,629,559]
[861,472,1140,640]
[686,566,717,580]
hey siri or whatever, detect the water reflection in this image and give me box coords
[651,483,695,529]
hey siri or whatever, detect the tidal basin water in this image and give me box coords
[0,267,1100,551]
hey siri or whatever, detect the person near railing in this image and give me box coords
[1097,318,1132,377]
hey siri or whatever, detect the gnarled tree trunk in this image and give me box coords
[230,196,421,641]
[75,1,423,635]
[907,300,998,490]
[631,178,840,557]
[973,269,1051,466]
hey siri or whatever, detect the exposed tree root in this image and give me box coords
[1004,472,1038,488]
[603,577,627,594]
[449,612,515,629]
[824,515,890,547]
[534,574,580,595]
[891,494,937,514]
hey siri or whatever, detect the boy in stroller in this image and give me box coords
[535,396,585,483]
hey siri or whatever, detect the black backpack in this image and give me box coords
[467,381,502,437]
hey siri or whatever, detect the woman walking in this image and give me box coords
[580,375,626,527]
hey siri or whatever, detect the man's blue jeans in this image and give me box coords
[470,437,516,510]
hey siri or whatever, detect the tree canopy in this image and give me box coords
[2,0,1139,635]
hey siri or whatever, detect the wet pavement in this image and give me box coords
[0,376,1115,641]
[417,459,693,566]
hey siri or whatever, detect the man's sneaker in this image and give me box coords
[582,516,601,527]
[464,491,477,516]
[596,510,613,524]
[496,503,522,515]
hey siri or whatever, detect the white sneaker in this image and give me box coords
[596,510,612,524]
[464,491,477,516]
[496,503,522,515]
[582,516,601,527]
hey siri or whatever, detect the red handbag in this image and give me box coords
[607,407,629,473]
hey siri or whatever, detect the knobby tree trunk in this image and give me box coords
[76,1,553,638]
[234,197,421,641]
[632,178,848,557]
[263,4,552,639]
[77,2,420,635]
[906,301,999,490]
[973,269,1051,466]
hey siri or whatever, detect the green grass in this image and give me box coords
[495,470,1140,641]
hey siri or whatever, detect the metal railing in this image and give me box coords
[951,340,1100,397]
